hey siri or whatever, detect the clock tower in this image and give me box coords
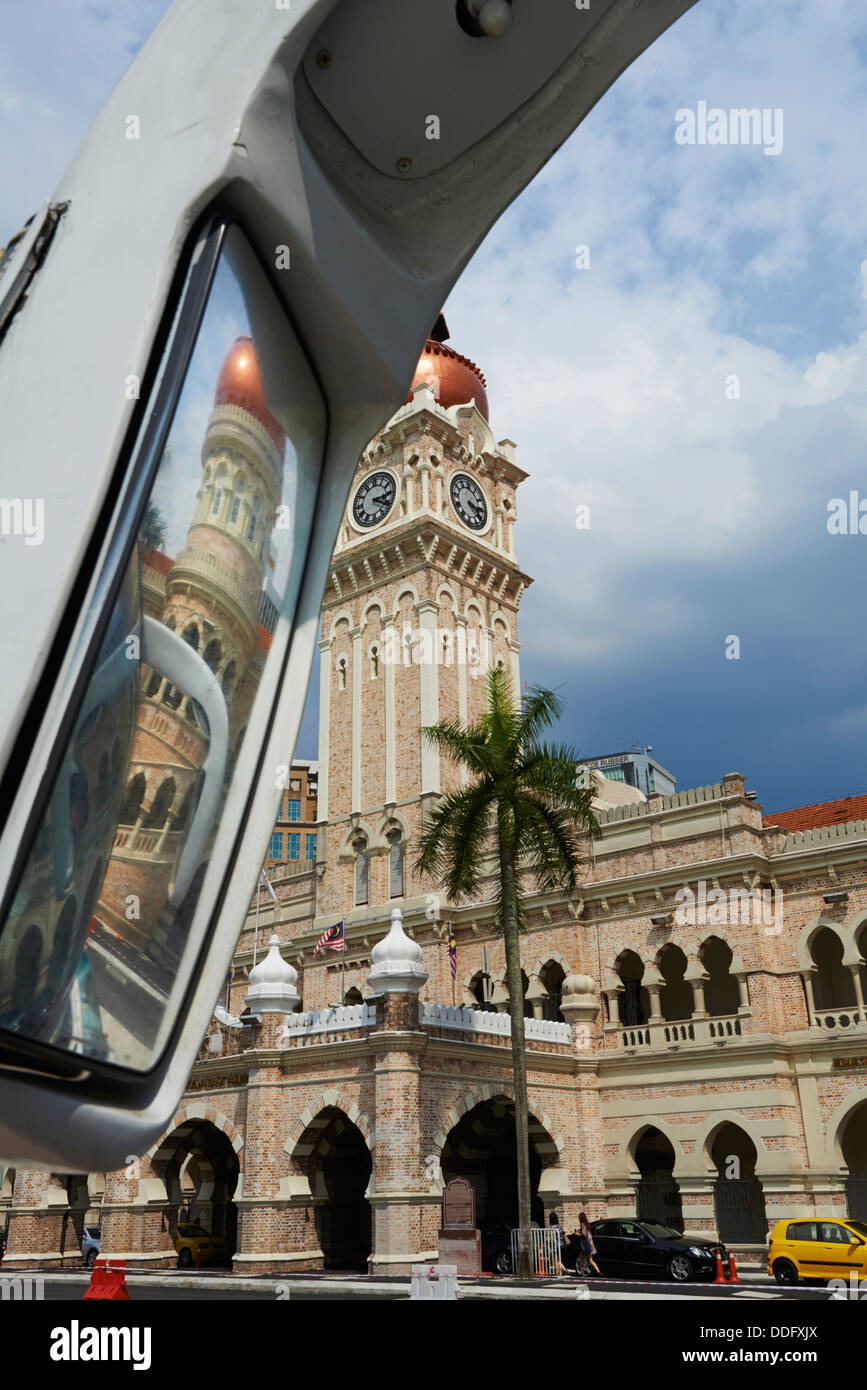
[315,319,532,923]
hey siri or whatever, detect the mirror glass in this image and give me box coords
[0,226,325,1070]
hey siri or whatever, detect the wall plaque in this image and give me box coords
[442,1176,475,1231]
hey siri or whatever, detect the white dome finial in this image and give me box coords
[244,934,300,1014]
[367,908,427,995]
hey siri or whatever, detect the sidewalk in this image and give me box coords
[14,1263,775,1300]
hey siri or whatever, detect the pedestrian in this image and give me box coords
[575,1211,600,1276]
[548,1210,568,1276]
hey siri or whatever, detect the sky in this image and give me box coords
[3,0,867,813]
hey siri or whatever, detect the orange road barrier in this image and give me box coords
[82,1258,130,1300]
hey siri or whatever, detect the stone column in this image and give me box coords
[350,624,364,813]
[366,909,432,1274]
[316,635,332,822]
[416,600,440,796]
[98,1157,176,1268]
[383,615,396,805]
[2,1169,68,1268]
[847,963,866,1015]
[233,936,306,1274]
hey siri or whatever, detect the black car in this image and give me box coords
[590,1219,730,1282]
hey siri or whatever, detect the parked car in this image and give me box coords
[81,1225,100,1268]
[174,1223,229,1268]
[591,1219,730,1282]
[768,1217,867,1286]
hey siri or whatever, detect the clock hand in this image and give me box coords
[363,486,386,515]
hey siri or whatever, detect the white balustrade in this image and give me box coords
[419,1000,571,1045]
[279,1002,376,1041]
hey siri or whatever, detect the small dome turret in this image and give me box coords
[244,934,300,1014]
[367,908,428,995]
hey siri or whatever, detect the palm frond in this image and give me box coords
[518,683,563,746]
[416,778,495,900]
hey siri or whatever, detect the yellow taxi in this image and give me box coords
[768,1217,867,1285]
[173,1223,229,1268]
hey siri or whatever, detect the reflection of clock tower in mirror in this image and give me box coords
[317,314,531,923]
[96,338,282,946]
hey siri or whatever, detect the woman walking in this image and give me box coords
[576,1212,600,1277]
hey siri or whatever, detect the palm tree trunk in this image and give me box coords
[498,826,534,1281]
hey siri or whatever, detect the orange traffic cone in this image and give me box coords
[712,1247,727,1284]
[726,1252,741,1284]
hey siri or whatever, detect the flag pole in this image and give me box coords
[253,874,262,967]
[341,921,346,1007]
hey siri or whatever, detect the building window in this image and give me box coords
[370,646,380,678]
[287,833,300,860]
[540,960,566,1022]
[388,829,404,898]
[286,799,301,822]
[306,833,316,861]
[270,832,283,860]
[230,476,245,525]
[616,950,649,1026]
[354,836,369,906]
[337,656,348,691]
[247,494,261,543]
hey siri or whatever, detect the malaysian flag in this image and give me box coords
[447,923,457,980]
[313,920,344,957]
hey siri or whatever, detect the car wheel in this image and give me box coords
[668,1253,692,1282]
[85,1249,96,1269]
[772,1258,798,1286]
[178,1247,193,1268]
[495,1250,512,1276]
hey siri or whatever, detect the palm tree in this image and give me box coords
[416,666,599,1280]
[138,498,167,554]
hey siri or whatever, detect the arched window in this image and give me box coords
[711,1123,767,1245]
[69,770,89,832]
[202,639,221,672]
[811,927,855,1011]
[509,968,533,1020]
[247,495,261,543]
[387,828,404,898]
[635,1128,683,1232]
[658,944,693,1022]
[354,835,368,907]
[142,777,176,830]
[119,772,146,825]
[700,937,740,1016]
[230,475,246,526]
[337,656,348,691]
[211,465,227,517]
[173,778,199,834]
[616,951,649,1026]
[222,660,237,702]
[344,987,364,1007]
[469,969,495,1012]
[370,646,380,679]
[540,960,566,1022]
[182,624,199,652]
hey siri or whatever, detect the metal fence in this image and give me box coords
[509,1226,563,1276]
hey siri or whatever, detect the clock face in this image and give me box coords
[449,472,488,531]
[352,471,396,528]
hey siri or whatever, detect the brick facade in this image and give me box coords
[5,337,866,1274]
